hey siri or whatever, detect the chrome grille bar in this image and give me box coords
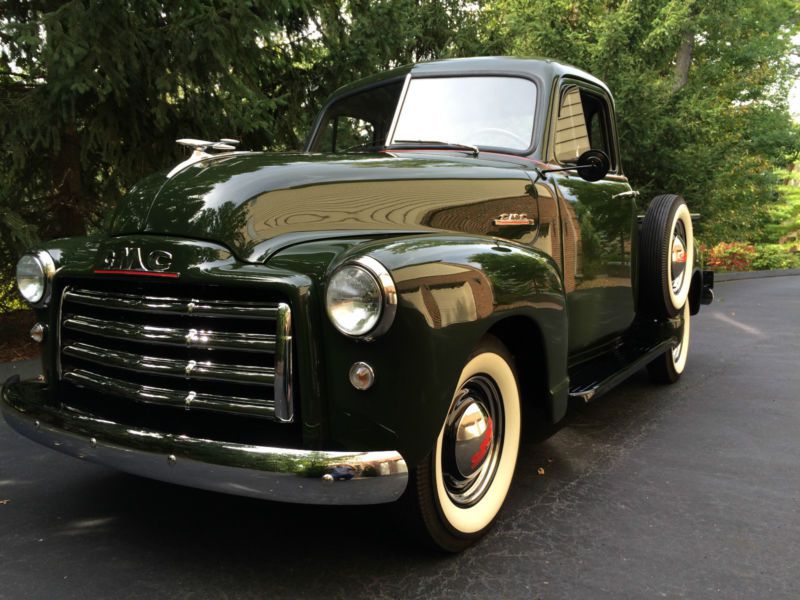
[62,314,276,352]
[64,289,279,319]
[64,369,276,418]
[273,303,293,423]
[63,341,275,385]
[59,285,294,422]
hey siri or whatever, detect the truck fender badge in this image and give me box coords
[493,213,536,227]
[95,248,179,278]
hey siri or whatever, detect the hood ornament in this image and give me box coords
[168,138,241,178]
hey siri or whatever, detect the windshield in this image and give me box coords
[391,76,537,152]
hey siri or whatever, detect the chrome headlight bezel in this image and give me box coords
[325,256,397,340]
[15,250,56,306]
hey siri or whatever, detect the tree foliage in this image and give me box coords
[0,0,481,245]
[483,0,800,242]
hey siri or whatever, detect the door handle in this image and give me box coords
[612,190,640,200]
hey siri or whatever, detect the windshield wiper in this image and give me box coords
[392,139,479,157]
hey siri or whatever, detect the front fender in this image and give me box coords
[308,234,567,466]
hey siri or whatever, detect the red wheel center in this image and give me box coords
[470,417,493,471]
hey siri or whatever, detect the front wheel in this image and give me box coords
[403,337,521,552]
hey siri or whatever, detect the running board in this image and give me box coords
[568,324,677,403]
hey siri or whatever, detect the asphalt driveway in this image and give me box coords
[1,276,799,599]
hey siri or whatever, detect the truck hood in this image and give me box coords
[110,151,531,263]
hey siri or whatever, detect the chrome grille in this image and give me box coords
[58,285,293,422]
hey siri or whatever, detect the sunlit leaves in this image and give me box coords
[486,0,799,242]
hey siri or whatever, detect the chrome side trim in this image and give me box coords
[273,303,293,423]
[611,189,640,200]
[62,314,276,352]
[62,341,275,385]
[63,369,275,418]
[2,380,408,505]
[64,289,279,319]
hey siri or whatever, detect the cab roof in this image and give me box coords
[328,56,612,102]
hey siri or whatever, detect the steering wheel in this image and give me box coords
[471,127,529,148]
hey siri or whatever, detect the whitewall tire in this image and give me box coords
[640,194,695,319]
[403,336,521,552]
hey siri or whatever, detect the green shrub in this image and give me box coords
[704,242,755,271]
[704,241,800,272]
[750,244,800,271]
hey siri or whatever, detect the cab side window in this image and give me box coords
[317,116,376,153]
[554,87,590,163]
[554,85,615,169]
[311,80,403,153]
[583,95,611,160]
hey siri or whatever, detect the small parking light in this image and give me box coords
[30,322,45,343]
[349,362,375,391]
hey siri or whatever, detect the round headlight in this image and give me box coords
[325,257,397,339]
[326,265,382,336]
[16,251,55,305]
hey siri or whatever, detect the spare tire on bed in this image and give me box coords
[639,194,694,320]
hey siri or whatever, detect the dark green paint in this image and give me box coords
[111,151,540,264]
[18,58,707,470]
[309,235,568,459]
[31,231,565,465]
[552,173,636,353]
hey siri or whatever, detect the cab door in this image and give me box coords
[547,83,639,354]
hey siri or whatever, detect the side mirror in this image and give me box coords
[537,149,611,182]
[576,149,610,182]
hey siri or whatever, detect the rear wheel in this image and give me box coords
[647,301,691,384]
[404,337,521,552]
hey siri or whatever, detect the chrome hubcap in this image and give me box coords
[671,222,688,294]
[672,332,684,362]
[453,402,492,477]
[672,307,687,362]
[442,375,504,507]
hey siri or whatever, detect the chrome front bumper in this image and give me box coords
[1,379,408,505]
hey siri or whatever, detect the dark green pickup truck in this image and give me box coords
[3,57,713,551]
